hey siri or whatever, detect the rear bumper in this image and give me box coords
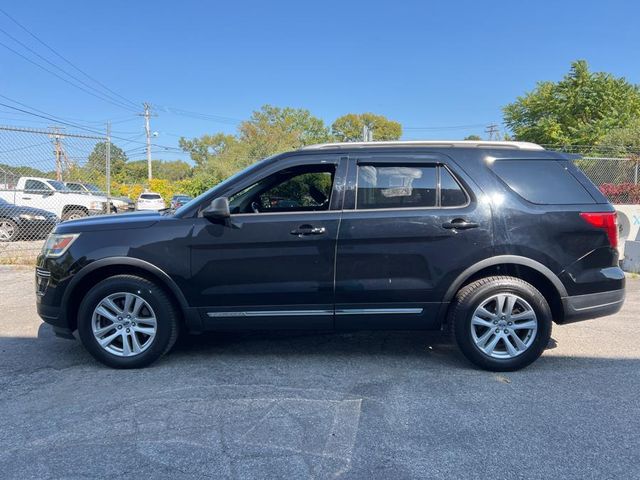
[560,289,625,324]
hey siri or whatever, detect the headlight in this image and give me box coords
[89,201,105,210]
[19,214,46,221]
[42,233,80,258]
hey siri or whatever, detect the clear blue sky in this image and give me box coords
[1,0,639,162]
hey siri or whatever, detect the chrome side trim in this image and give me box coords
[207,309,332,318]
[335,308,423,315]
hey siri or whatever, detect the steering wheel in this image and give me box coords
[250,201,261,213]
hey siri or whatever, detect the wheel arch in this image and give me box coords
[62,257,191,332]
[439,255,567,325]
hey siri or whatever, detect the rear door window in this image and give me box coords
[355,164,469,209]
[491,159,595,205]
[357,165,437,209]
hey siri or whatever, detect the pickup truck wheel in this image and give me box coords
[77,275,179,368]
[450,276,552,372]
[62,209,87,221]
[0,218,19,241]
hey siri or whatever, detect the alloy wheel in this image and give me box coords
[470,293,538,359]
[91,292,157,357]
[0,220,16,241]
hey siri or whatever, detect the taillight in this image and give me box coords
[580,212,618,248]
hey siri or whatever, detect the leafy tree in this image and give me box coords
[464,135,482,140]
[503,60,640,146]
[178,133,239,169]
[331,113,402,142]
[180,105,332,195]
[238,105,331,160]
[86,141,128,176]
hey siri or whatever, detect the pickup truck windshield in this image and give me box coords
[47,180,71,192]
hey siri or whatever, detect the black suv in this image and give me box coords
[36,141,625,371]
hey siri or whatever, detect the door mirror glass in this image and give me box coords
[203,197,231,221]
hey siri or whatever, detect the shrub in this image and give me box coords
[599,183,640,204]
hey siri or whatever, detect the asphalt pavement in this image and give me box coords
[1,265,638,479]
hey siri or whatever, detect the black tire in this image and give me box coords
[0,218,19,242]
[77,275,179,368]
[450,276,552,372]
[62,209,87,221]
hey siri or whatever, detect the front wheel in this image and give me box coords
[0,218,19,241]
[62,209,87,221]
[450,276,552,371]
[77,275,179,368]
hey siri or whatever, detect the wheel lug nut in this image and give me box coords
[501,316,506,320]
[117,325,122,330]
[493,321,498,325]
[132,322,136,326]
[503,329,509,333]
[126,328,130,333]
[508,322,513,326]
[117,317,122,321]
[495,328,500,333]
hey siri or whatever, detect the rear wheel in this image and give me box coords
[0,218,19,241]
[450,276,552,371]
[77,275,179,368]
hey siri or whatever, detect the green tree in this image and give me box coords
[464,135,482,140]
[180,105,332,195]
[331,113,402,142]
[238,105,331,160]
[503,60,640,146]
[86,141,128,176]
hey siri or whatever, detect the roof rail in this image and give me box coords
[299,140,545,151]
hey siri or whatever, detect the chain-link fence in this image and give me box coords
[1,127,640,264]
[0,125,117,262]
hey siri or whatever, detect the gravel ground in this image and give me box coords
[0,265,638,479]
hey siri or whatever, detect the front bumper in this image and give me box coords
[560,289,625,324]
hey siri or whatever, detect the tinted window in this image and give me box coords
[66,183,83,191]
[229,165,335,213]
[24,180,49,192]
[492,160,595,205]
[47,180,69,191]
[140,194,161,200]
[440,167,468,207]
[357,165,437,209]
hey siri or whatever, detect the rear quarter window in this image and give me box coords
[491,159,596,205]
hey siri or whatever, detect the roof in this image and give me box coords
[299,140,545,151]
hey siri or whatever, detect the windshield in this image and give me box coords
[174,156,275,216]
[47,180,70,192]
[85,183,103,193]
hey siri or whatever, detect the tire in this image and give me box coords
[0,218,19,242]
[62,209,87,221]
[450,276,552,372]
[77,275,179,368]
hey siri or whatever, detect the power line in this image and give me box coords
[0,39,138,112]
[0,7,139,110]
[0,26,138,112]
[404,123,489,131]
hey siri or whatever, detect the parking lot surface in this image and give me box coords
[1,265,639,479]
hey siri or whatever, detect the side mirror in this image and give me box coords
[203,197,231,222]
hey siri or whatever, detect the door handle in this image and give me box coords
[290,224,326,236]
[442,219,479,230]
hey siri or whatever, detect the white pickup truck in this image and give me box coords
[0,176,110,221]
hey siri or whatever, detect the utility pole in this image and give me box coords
[140,102,154,182]
[485,123,500,141]
[362,125,373,142]
[106,121,111,212]
[50,126,63,181]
